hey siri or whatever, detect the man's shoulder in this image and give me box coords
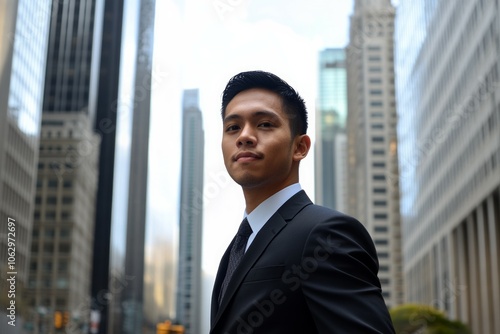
[295,202,368,233]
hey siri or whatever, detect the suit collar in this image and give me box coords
[211,190,312,331]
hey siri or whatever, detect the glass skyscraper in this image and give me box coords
[0,0,51,303]
[395,1,500,332]
[315,48,348,212]
[176,89,204,334]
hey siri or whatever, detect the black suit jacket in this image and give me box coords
[210,191,395,334]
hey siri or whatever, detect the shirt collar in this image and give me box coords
[244,183,302,247]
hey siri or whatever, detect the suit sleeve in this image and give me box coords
[299,211,395,333]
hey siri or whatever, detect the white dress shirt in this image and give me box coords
[243,183,302,251]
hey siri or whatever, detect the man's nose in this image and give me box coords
[237,125,256,147]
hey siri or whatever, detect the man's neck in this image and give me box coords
[242,182,298,214]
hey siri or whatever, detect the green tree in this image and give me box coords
[390,304,471,334]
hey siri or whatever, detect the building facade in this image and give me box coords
[0,1,51,318]
[42,0,103,118]
[119,0,157,333]
[27,112,99,333]
[346,0,404,309]
[395,0,500,332]
[176,89,204,334]
[315,48,348,212]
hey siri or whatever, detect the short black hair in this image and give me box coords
[221,70,308,136]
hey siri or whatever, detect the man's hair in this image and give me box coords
[221,70,308,136]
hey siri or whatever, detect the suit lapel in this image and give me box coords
[211,191,312,330]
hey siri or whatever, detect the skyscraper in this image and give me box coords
[0,0,51,311]
[395,1,500,332]
[42,0,103,119]
[25,0,105,332]
[89,0,125,332]
[119,0,156,333]
[315,48,348,212]
[176,89,204,334]
[346,0,404,309]
[27,112,99,333]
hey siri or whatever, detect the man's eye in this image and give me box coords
[225,125,240,132]
[259,122,273,128]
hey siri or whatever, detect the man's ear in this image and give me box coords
[293,134,311,162]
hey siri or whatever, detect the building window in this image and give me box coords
[43,261,53,271]
[378,252,389,259]
[373,162,386,168]
[374,200,387,206]
[373,174,386,181]
[46,196,57,205]
[379,265,389,272]
[375,226,388,233]
[43,243,54,253]
[58,260,68,272]
[60,228,71,238]
[370,89,383,95]
[44,228,55,237]
[56,277,69,289]
[59,244,71,253]
[374,188,387,194]
[372,149,385,155]
[374,213,388,219]
[62,196,73,204]
[30,261,37,271]
[370,101,383,107]
[372,136,384,142]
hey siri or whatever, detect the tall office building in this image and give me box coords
[0,0,51,316]
[315,48,348,212]
[176,89,204,334]
[346,0,404,309]
[119,0,156,333]
[27,112,99,333]
[89,0,125,332]
[395,1,500,332]
[32,0,110,332]
[42,0,103,119]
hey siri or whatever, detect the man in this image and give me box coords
[211,70,395,333]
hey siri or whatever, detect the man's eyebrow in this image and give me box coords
[223,110,280,123]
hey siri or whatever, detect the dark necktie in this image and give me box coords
[219,218,253,303]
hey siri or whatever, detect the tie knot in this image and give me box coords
[237,218,252,238]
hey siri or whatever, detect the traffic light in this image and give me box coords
[157,321,170,334]
[63,311,70,327]
[156,320,185,334]
[169,324,185,334]
[54,311,63,329]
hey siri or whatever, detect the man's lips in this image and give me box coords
[234,151,262,162]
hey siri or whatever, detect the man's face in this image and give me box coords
[221,88,304,193]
